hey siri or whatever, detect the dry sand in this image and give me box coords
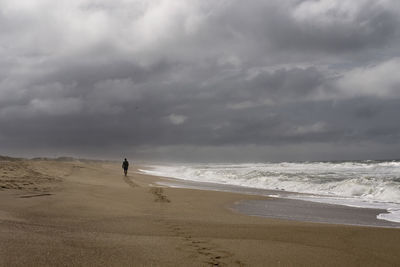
[1,158,400,266]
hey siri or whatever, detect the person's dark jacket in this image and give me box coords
[122,160,129,170]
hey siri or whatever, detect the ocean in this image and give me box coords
[139,160,400,224]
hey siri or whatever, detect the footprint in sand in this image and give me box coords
[149,187,170,203]
[123,175,139,188]
[161,220,245,267]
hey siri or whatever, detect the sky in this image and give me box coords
[1,0,400,162]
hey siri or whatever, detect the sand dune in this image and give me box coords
[0,159,60,192]
[1,157,400,266]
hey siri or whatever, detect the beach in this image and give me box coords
[1,158,400,266]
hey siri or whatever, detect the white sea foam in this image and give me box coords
[140,161,400,223]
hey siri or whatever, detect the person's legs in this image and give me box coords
[124,168,128,176]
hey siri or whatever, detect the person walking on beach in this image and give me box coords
[122,158,129,176]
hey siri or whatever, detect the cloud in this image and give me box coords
[1,0,400,161]
[287,122,329,136]
[336,58,400,98]
[167,114,187,125]
[269,0,399,53]
[0,97,83,118]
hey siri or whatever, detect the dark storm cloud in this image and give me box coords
[1,0,400,161]
[264,1,399,53]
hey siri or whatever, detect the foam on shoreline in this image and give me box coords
[139,165,400,226]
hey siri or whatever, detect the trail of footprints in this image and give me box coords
[149,187,170,203]
[123,175,139,188]
[150,187,245,266]
[163,220,245,267]
[124,178,244,266]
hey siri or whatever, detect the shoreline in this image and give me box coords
[143,170,400,228]
[1,159,400,266]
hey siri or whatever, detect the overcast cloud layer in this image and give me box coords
[1,0,400,162]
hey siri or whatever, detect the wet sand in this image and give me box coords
[234,198,400,228]
[1,158,400,266]
[156,178,400,228]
